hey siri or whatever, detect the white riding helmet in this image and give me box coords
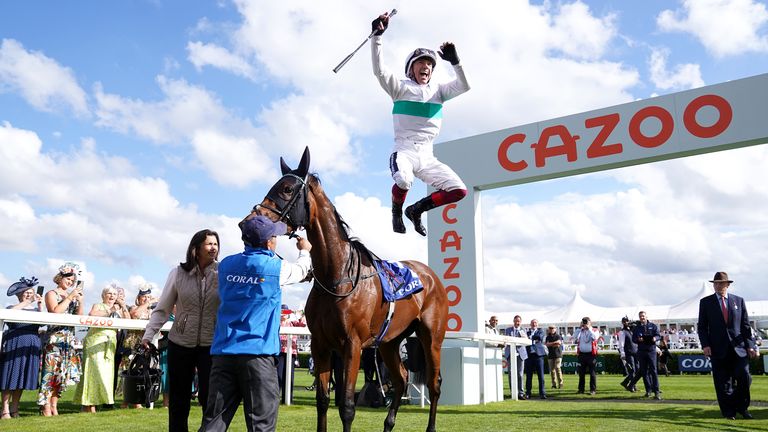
[404,48,438,80]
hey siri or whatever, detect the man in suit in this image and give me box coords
[697,271,759,420]
[524,319,548,399]
[504,315,528,399]
[627,311,662,399]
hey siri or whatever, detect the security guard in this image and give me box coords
[627,311,662,399]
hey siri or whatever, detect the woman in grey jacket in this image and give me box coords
[143,229,220,432]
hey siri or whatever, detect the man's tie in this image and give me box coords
[720,296,729,322]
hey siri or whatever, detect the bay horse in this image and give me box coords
[249,147,448,432]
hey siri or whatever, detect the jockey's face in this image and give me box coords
[411,58,433,84]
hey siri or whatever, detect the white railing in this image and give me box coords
[0,309,528,406]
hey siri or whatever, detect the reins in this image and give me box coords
[259,172,382,298]
[311,242,380,298]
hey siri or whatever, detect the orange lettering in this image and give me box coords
[439,230,462,253]
[446,313,462,331]
[443,257,460,279]
[445,285,462,307]
[497,133,528,172]
[532,125,580,167]
[442,203,458,224]
[629,106,673,148]
[585,113,622,158]
[684,94,732,138]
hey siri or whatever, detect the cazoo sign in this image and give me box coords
[432,73,768,333]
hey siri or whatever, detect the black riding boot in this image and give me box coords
[392,201,406,234]
[405,196,437,236]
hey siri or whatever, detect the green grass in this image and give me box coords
[2,371,767,431]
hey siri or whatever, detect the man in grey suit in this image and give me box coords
[504,315,528,399]
[698,271,759,420]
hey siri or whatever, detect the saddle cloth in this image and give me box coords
[374,260,424,302]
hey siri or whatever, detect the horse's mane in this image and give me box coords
[308,173,377,262]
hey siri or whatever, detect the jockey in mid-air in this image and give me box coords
[371,11,470,236]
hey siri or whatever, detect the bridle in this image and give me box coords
[256,173,309,228]
[256,172,379,298]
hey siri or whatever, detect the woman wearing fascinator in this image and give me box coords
[38,262,85,416]
[0,277,43,419]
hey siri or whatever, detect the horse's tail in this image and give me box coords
[404,337,427,385]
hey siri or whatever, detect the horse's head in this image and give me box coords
[243,146,311,233]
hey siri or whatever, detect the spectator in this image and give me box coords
[142,229,220,431]
[524,319,547,399]
[38,262,85,416]
[278,305,299,405]
[698,271,757,420]
[504,315,528,399]
[1,277,43,419]
[130,283,157,321]
[116,283,156,408]
[73,285,130,412]
[200,215,311,431]
[618,317,639,393]
[658,339,672,377]
[544,326,563,389]
[627,311,661,400]
[157,306,174,409]
[485,315,504,348]
[112,286,129,406]
[574,317,598,395]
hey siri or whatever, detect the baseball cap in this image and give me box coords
[241,215,287,246]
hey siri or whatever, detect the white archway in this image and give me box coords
[429,73,768,334]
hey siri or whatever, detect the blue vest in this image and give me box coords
[211,247,282,356]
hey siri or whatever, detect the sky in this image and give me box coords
[1,0,768,318]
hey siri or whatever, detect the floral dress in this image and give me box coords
[73,303,118,405]
[37,292,82,406]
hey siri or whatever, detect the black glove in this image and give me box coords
[371,15,388,36]
[439,42,460,65]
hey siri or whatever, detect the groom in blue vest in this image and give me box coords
[200,215,312,432]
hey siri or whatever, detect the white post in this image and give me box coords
[285,337,294,406]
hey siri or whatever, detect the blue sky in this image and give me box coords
[2,0,768,316]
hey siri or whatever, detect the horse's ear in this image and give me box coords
[296,146,310,178]
[280,157,291,175]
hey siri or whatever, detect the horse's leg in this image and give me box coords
[379,341,407,432]
[339,342,362,432]
[418,330,443,432]
[313,350,332,432]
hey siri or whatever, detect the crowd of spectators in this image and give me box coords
[0,222,311,430]
[0,269,174,418]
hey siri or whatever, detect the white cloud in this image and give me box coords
[548,1,618,60]
[94,76,249,144]
[648,47,705,90]
[479,145,768,312]
[191,129,277,187]
[0,122,241,267]
[0,39,89,116]
[187,41,257,80]
[657,0,768,58]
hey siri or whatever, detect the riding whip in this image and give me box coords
[333,9,397,73]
